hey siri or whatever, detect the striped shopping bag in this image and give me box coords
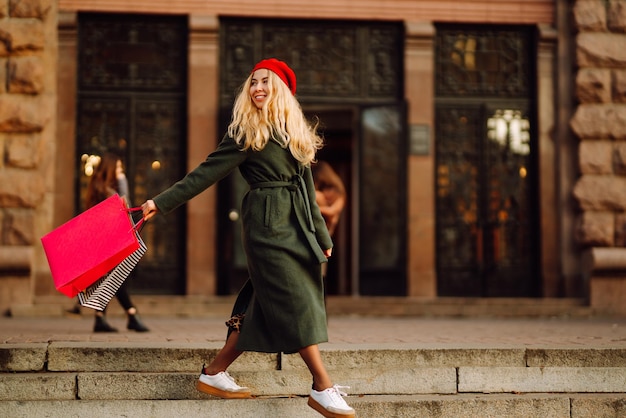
[78,229,147,311]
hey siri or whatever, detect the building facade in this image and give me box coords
[2,0,624,315]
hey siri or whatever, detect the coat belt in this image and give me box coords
[250,176,315,232]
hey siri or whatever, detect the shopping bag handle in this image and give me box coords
[124,207,146,232]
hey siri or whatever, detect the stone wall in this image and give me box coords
[571,0,626,315]
[0,0,56,314]
[571,0,626,247]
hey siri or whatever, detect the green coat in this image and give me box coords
[152,135,333,353]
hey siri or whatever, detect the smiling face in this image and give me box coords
[249,69,270,109]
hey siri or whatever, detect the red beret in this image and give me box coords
[252,58,296,95]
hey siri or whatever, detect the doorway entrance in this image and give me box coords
[434,25,540,297]
[75,13,188,294]
[311,109,353,295]
[217,17,406,296]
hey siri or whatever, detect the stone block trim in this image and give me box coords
[573,175,626,211]
[6,133,42,169]
[8,56,44,94]
[577,32,626,68]
[608,0,626,33]
[0,207,35,245]
[0,168,45,208]
[573,0,607,32]
[9,0,53,19]
[576,68,611,103]
[612,69,626,103]
[575,210,614,247]
[571,104,626,140]
[0,20,45,56]
[578,140,612,174]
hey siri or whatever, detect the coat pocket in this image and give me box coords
[264,195,271,227]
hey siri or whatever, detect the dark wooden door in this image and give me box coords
[75,13,188,294]
[434,25,539,297]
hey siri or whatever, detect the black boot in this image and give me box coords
[65,303,82,317]
[127,313,150,332]
[94,315,118,333]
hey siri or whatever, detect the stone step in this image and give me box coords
[2,343,626,401]
[3,366,626,401]
[6,343,626,372]
[9,295,595,318]
[2,394,626,418]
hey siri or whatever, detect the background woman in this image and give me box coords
[85,152,150,333]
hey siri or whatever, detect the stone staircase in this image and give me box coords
[2,341,626,417]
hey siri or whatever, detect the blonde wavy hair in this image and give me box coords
[227,69,323,166]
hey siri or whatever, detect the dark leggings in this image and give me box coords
[112,279,133,311]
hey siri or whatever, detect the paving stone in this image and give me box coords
[2,316,626,348]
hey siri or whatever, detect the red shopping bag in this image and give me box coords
[41,194,141,298]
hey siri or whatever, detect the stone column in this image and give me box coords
[537,24,561,297]
[185,15,220,296]
[405,22,436,297]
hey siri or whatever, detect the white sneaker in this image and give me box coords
[307,385,355,418]
[196,370,252,399]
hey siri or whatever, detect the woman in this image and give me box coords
[312,160,347,288]
[85,152,150,333]
[141,58,355,418]
[313,160,346,237]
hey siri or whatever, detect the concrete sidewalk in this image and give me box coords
[2,314,626,348]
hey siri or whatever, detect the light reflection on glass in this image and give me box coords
[81,154,101,176]
[487,109,530,155]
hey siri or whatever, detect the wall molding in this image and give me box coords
[59,0,554,25]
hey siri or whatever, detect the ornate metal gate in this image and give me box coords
[435,25,539,297]
[76,13,188,294]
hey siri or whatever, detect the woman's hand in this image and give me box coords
[141,200,158,221]
[324,248,332,258]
